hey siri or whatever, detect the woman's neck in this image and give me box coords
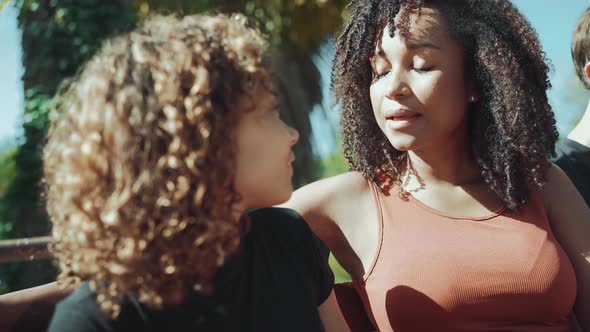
[402,134,482,192]
[567,100,590,148]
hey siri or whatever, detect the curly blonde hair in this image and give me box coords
[43,13,269,318]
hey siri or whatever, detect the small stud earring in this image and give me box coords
[469,96,476,102]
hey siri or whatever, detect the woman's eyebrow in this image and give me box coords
[406,40,441,50]
[372,41,440,58]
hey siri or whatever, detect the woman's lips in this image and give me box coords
[385,111,422,130]
[390,114,420,121]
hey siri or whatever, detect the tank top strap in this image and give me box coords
[526,185,548,216]
[507,185,553,232]
[362,180,385,283]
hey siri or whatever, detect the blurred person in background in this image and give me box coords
[552,6,590,208]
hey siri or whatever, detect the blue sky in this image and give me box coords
[511,0,590,134]
[1,1,590,150]
[0,4,23,145]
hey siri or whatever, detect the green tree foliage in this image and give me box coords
[11,0,137,233]
[0,149,16,202]
[138,0,348,50]
[0,149,17,292]
[0,0,10,11]
[0,0,137,291]
[318,151,349,178]
[0,148,17,242]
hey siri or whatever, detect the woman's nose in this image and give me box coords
[384,69,411,100]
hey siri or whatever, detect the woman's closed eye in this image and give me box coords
[373,65,434,80]
[373,71,390,80]
[264,106,282,121]
[413,66,434,74]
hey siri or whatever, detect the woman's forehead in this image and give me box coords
[374,7,452,54]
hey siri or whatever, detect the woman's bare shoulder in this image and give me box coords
[282,172,369,216]
[280,172,372,240]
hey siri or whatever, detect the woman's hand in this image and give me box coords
[0,281,77,332]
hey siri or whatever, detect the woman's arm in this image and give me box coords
[540,164,590,331]
[0,281,76,332]
[282,173,357,244]
[282,171,375,279]
[318,290,351,332]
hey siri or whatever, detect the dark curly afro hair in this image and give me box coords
[333,0,558,209]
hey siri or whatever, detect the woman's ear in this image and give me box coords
[584,62,590,83]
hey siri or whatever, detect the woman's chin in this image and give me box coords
[247,190,293,209]
[271,191,293,207]
[387,135,419,152]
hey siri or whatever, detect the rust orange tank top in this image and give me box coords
[352,182,577,331]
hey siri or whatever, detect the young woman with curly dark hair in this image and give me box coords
[286,0,590,330]
[37,13,348,332]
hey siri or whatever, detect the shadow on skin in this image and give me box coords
[334,282,376,332]
[386,285,450,331]
[307,214,367,280]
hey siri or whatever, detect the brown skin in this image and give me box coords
[283,172,375,280]
[234,85,299,210]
